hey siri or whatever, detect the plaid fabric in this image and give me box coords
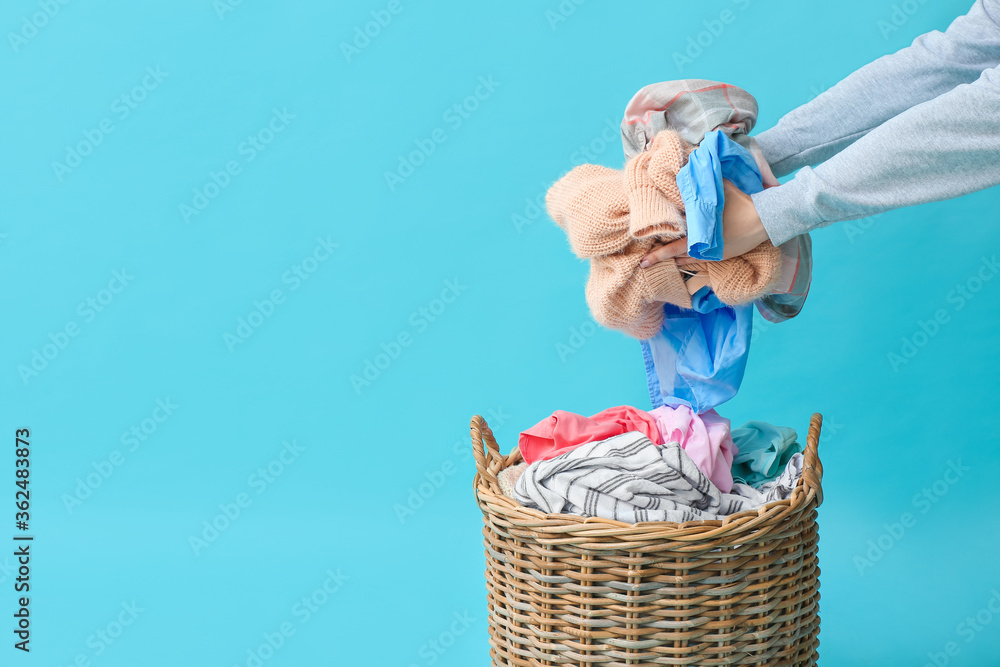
[621,80,761,161]
[756,231,813,323]
[512,431,804,523]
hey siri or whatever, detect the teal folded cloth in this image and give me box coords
[730,421,804,488]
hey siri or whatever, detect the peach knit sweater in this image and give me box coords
[546,130,781,340]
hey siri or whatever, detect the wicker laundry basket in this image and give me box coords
[471,412,825,667]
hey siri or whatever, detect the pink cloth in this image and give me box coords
[518,405,660,465]
[649,405,738,493]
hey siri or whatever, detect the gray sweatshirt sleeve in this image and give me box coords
[749,0,1000,245]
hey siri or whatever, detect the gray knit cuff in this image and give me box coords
[752,129,797,179]
[750,171,826,246]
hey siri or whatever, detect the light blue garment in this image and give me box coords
[675,130,765,261]
[640,287,753,414]
[730,421,804,488]
[677,130,815,326]
[640,131,764,414]
[628,86,812,414]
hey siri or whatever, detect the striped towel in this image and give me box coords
[512,431,803,523]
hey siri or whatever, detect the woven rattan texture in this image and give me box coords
[472,413,825,666]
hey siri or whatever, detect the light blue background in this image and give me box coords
[3,0,999,665]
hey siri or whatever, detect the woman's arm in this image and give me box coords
[757,0,1000,177]
[753,62,1000,245]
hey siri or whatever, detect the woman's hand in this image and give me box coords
[639,178,771,268]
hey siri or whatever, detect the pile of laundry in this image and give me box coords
[499,80,815,523]
[547,79,813,416]
[498,405,804,523]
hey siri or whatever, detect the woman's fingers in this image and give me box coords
[638,179,771,269]
[639,237,688,267]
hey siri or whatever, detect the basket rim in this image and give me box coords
[471,412,824,543]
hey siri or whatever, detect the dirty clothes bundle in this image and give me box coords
[546,130,783,340]
[508,80,814,523]
[547,79,813,415]
[499,404,805,523]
